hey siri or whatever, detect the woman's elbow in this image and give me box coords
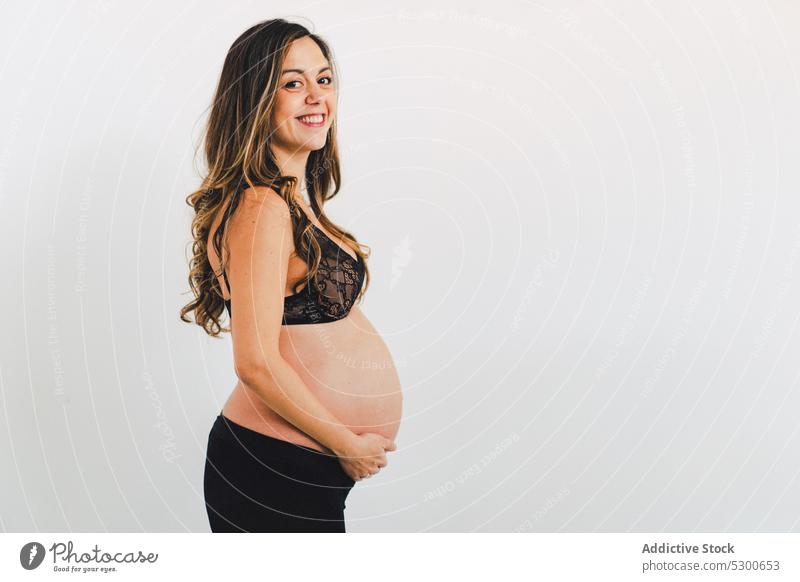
[234,354,284,385]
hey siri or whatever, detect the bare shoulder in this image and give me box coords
[240,185,291,216]
[228,185,292,233]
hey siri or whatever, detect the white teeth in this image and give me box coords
[298,114,324,123]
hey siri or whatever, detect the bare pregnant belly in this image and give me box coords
[221,306,403,454]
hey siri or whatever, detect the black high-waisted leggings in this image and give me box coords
[203,413,355,532]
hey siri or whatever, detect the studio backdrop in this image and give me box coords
[2,0,799,532]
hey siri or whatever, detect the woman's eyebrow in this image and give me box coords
[281,65,331,75]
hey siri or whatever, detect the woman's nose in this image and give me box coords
[306,84,323,102]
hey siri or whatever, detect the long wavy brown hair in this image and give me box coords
[179,18,370,337]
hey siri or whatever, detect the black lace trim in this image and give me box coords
[282,224,364,324]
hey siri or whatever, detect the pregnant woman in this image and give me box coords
[179,19,403,532]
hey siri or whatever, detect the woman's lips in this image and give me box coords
[296,114,326,128]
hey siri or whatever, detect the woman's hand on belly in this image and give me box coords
[334,431,397,481]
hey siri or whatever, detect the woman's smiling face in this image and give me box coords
[270,36,336,155]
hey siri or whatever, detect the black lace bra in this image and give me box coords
[222,221,366,325]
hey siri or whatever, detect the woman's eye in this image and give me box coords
[285,76,333,89]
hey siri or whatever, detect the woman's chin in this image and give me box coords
[296,137,328,152]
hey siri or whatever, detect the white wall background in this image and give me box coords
[2,0,800,532]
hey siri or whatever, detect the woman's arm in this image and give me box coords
[236,362,354,455]
[225,186,355,455]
